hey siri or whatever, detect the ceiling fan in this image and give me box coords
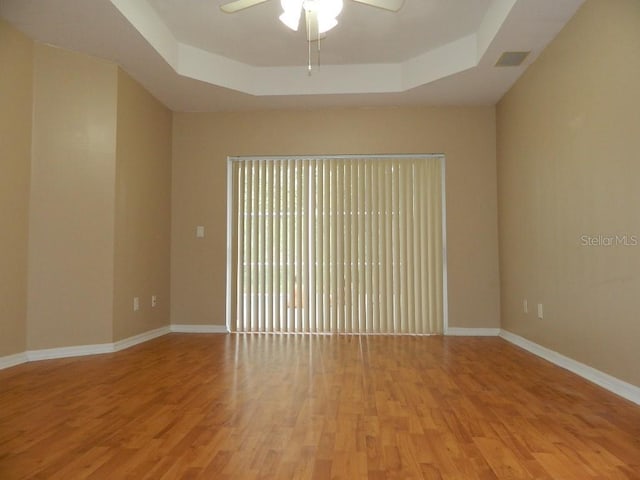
[220,0,405,41]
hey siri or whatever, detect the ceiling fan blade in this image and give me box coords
[351,0,405,12]
[220,0,269,14]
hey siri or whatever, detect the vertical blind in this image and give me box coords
[229,156,444,334]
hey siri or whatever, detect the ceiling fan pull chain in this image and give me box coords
[317,28,321,70]
[307,9,312,75]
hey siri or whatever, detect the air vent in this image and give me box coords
[495,51,530,67]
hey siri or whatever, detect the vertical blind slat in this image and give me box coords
[370,163,379,333]
[249,162,257,331]
[258,161,265,332]
[358,162,366,333]
[328,160,342,332]
[364,162,373,333]
[392,162,401,332]
[236,164,245,332]
[382,162,392,333]
[286,162,294,331]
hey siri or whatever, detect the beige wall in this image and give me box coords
[171,107,500,329]
[497,0,640,386]
[0,32,173,356]
[113,70,172,341]
[0,20,33,356]
[27,44,118,349]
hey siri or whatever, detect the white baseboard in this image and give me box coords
[499,329,640,406]
[113,326,170,351]
[0,352,29,370]
[170,324,229,333]
[446,327,500,336]
[26,342,114,361]
[1,325,228,370]
[1,326,172,367]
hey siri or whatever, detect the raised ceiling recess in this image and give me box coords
[0,0,585,110]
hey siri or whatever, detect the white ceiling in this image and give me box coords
[0,0,585,112]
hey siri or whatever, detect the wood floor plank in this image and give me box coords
[1,334,639,479]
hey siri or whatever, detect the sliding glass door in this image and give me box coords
[227,155,446,334]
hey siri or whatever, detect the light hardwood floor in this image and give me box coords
[1,334,639,479]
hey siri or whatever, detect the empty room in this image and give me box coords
[1,0,639,478]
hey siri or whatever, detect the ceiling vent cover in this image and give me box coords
[495,51,530,67]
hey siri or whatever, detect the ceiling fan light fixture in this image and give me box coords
[279,0,344,34]
[222,0,402,73]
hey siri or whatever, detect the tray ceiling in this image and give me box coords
[0,0,585,111]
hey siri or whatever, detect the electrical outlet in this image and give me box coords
[151,295,157,307]
[133,297,140,312]
[523,299,528,314]
[537,303,543,319]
